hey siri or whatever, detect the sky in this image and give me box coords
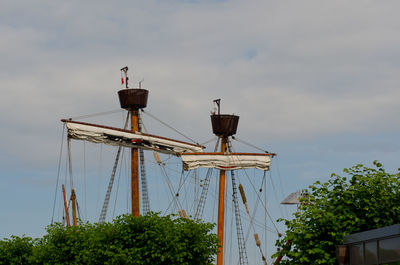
[1,0,400,263]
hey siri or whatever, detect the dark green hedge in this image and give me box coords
[0,213,218,265]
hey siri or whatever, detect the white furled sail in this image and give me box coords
[180,152,273,171]
[62,120,204,155]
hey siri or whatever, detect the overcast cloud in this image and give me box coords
[1,0,400,262]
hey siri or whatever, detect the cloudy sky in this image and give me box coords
[1,0,400,262]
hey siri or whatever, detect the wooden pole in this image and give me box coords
[131,109,140,217]
[71,189,78,227]
[62,184,70,227]
[217,137,227,265]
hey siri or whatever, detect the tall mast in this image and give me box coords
[211,99,240,265]
[62,184,71,227]
[71,188,78,226]
[217,136,227,265]
[118,66,148,216]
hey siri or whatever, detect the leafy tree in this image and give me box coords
[0,235,36,264]
[273,161,400,264]
[0,213,218,265]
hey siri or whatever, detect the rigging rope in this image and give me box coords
[51,124,66,225]
[230,144,281,235]
[232,136,271,153]
[99,113,129,223]
[112,147,126,220]
[69,109,123,120]
[138,112,151,215]
[142,109,199,145]
[67,137,74,189]
[194,138,220,221]
[231,170,249,265]
[227,139,249,265]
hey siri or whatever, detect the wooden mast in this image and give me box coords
[131,109,140,216]
[71,188,78,226]
[117,66,148,217]
[62,184,71,227]
[217,136,227,265]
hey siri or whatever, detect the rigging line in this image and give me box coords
[138,112,151,215]
[112,147,126,219]
[141,109,199,145]
[100,113,130,223]
[264,171,268,261]
[243,170,280,234]
[228,140,267,265]
[99,146,123,223]
[51,124,66,225]
[268,169,286,219]
[232,136,270,153]
[83,142,87,221]
[231,170,249,265]
[194,138,220,221]
[260,171,266,192]
[76,200,81,220]
[67,137,74,189]
[206,179,275,232]
[229,144,280,235]
[274,156,289,218]
[160,164,183,214]
[200,137,218,146]
[69,109,123,120]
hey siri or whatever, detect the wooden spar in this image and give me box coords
[62,184,70,227]
[217,137,227,265]
[71,188,78,227]
[131,109,140,217]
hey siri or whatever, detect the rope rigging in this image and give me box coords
[227,139,249,265]
[68,109,124,120]
[138,112,151,215]
[231,170,249,265]
[142,109,199,145]
[99,113,129,223]
[232,136,271,153]
[194,138,220,221]
[52,124,66,225]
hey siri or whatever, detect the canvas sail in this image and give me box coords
[180,152,272,171]
[62,120,204,155]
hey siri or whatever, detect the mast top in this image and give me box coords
[210,99,239,137]
[118,66,149,110]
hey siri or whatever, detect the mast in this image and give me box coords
[71,188,78,226]
[118,67,149,216]
[217,136,227,265]
[211,99,240,265]
[62,184,71,227]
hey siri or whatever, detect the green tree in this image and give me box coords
[0,213,218,265]
[0,235,36,264]
[273,161,400,264]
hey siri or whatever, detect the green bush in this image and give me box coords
[273,161,400,264]
[0,213,218,265]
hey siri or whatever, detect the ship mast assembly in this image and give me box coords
[210,99,240,265]
[118,66,149,216]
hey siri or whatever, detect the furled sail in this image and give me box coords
[62,120,204,155]
[180,152,273,171]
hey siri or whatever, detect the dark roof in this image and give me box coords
[343,224,400,244]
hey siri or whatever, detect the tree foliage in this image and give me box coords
[0,213,218,265]
[273,161,400,264]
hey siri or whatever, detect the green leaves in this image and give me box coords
[273,162,400,265]
[0,213,218,265]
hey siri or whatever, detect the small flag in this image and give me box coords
[121,73,125,85]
